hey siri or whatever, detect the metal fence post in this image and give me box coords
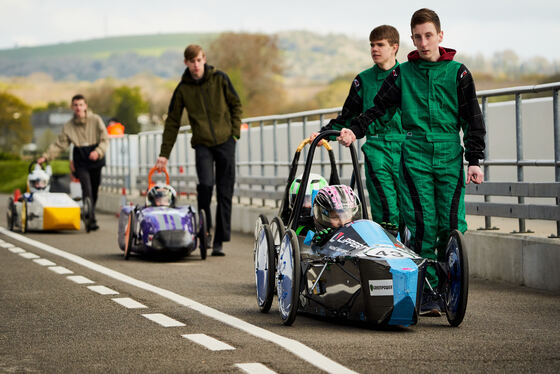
[481,96,494,230]
[515,93,527,233]
[554,89,560,237]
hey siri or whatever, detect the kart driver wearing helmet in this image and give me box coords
[146,183,177,207]
[311,185,362,246]
[28,168,50,193]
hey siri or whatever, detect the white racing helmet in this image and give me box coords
[28,166,50,193]
[146,183,177,207]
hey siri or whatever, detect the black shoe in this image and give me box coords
[211,243,225,256]
[420,292,442,317]
[88,223,100,231]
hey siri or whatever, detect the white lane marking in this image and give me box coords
[33,258,56,266]
[87,285,119,295]
[182,334,235,351]
[8,247,25,253]
[142,313,185,327]
[67,275,94,284]
[112,297,147,309]
[0,242,15,248]
[48,266,74,275]
[20,252,40,259]
[0,227,357,374]
[235,363,277,374]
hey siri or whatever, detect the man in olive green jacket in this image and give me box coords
[155,44,242,256]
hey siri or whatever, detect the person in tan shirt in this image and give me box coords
[38,94,109,231]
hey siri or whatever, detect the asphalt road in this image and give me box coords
[1,198,559,373]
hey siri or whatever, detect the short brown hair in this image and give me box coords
[71,94,86,103]
[184,44,205,60]
[369,25,400,51]
[411,8,441,33]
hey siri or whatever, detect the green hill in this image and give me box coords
[0,31,381,82]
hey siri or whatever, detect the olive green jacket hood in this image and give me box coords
[160,64,242,157]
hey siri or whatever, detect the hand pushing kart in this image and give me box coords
[253,131,468,327]
[6,160,92,232]
[117,167,208,260]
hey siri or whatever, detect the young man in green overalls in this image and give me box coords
[336,9,486,316]
[317,25,403,236]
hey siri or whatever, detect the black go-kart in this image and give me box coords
[253,130,468,327]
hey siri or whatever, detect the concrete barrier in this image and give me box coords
[98,191,560,292]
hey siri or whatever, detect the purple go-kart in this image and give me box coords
[117,167,208,260]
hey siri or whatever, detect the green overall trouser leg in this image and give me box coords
[361,136,403,229]
[398,136,467,288]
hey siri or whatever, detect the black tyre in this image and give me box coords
[124,213,136,260]
[277,229,301,326]
[443,230,469,327]
[254,223,275,313]
[82,197,93,232]
[7,197,15,231]
[254,214,269,241]
[269,216,285,255]
[198,209,208,260]
[21,200,28,233]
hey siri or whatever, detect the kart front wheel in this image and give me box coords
[82,197,93,232]
[443,230,469,327]
[124,213,135,260]
[21,199,28,233]
[7,197,15,231]
[277,229,301,326]
[254,223,275,313]
[198,209,208,260]
[254,214,269,241]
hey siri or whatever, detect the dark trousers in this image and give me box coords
[75,166,103,223]
[195,137,236,245]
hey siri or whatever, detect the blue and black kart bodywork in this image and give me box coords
[254,131,468,327]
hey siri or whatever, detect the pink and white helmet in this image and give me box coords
[313,185,362,230]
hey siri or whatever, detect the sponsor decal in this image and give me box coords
[392,69,398,77]
[460,70,468,79]
[369,279,393,296]
[353,78,360,88]
[329,233,370,251]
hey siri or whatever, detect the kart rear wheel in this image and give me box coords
[21,199,28,233]
[254,214,269,240]
[443,230,469,327]
[124,213,135,260]
[7,197,15,231]
[254,223,275,313]
[277,229,301,326]
[269,216,285,254]
[198,209,208,260]
[82,197,93,232]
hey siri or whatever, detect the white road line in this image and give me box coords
[182,334,235,351]
[67,275,94,284]
[48,266,74,275]
[20,252,40,259]
[142,313,185,327]
[0,242,14,248]
[33,258,56,266]
[0,227,358,374]
[235,363,277,374]
[8,247,25,253]
[112,297,147,309]
[87,285,119,295]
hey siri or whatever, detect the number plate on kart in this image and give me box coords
[364,244,419,259]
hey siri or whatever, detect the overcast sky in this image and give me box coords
[1,0,559,60]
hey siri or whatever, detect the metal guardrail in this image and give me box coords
[101,82,560,236]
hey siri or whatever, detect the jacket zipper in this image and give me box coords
[201,85,217,145]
